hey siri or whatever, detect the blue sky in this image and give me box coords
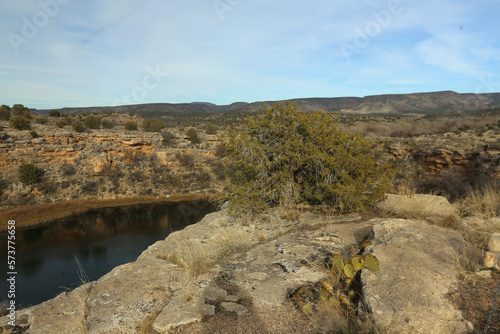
[1,0,500,109]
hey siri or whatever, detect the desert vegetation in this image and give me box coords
[222,102,394,215]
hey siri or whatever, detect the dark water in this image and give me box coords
[0,200,215,307]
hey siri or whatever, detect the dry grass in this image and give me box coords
[458,184,500,220]
[166,227,253,278]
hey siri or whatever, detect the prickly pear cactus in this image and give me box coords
[364,253,379,271]
[320,281,334,295]
[343,263,356,279]
[332,253,344,272]
[360,240,372,249]
[351,255,365,271]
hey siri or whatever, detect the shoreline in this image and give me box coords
[0,193,219,232]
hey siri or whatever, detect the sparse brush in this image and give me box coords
[460,183,500,220]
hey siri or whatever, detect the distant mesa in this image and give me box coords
[31,90,500,117]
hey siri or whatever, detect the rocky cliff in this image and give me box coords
[0,119,223,208]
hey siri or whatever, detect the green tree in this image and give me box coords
[10,115,31,130]
[0,105,11,121]
[204,123,218,135]
[48,110,60,117]
[186,128,200,144]
[18,163,41,185]
[124,121,137,131]
[222,102,393,215]
[12,104,31,119]
[84,115,101,129]
[142,119,165,132]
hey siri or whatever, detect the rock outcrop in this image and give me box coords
[0,205,477,333]
[362,219,474,333]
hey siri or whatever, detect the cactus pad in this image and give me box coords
[332,253,344,272]
[302,302,313,316]
[364,253,380,271]
[320,281,334,295]
[360,240,372,248]
[351,255,365,271]
[343,263,356,279]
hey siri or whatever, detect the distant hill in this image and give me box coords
[31,91,500,117]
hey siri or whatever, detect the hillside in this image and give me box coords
[31,91,500,118]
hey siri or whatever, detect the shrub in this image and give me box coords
[161,130,177,146]
[81,180,98,194]
[36,116,48,124]
[124,121,137,131]
[18,163,41,185]
[29,130,38,138]
[48,110,60,117]
[175,152,195,167]
[73,121,84,132]
[10,115,31,130]
[102,119,115,129]
[0,105,11,121]
[142,119,165,132]
[84,115,101,129]
[222,102,394,215]
[37,180,58,194]
[204,123,218,135]
[12,104,31,119]
[60,163,76,176]
[186,128,200,144]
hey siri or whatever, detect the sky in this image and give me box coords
[1,0,500,109]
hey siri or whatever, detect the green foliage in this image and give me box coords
[0,105,11,121]
[10,115,31,130]
[186,128,200,144]
[29,130,38,138]
[222,102,394,215]
[73,121,84,132]
[12,104,31,119]
[102,119,115,129]
[124,121,137,131]
[18,163,41,185]
[55,117,71,128]
[141,119,165,132]
[204,123,218,135]
[48,110,60,117]
[84,115,101,129]
[36,116,48,124]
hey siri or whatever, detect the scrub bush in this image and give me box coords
[222,102,394,215]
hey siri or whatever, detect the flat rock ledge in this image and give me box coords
[0,207,475,333]
[362,219,474,334]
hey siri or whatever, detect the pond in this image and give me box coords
[0,200,216,307]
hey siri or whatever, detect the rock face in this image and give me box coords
[361,219,474,333]
[0,210,475,333]
[0,122,222,205]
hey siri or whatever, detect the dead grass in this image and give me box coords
[458,184,500,220]
[166,227,253,278]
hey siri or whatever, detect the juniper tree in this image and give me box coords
[222,102,393,215]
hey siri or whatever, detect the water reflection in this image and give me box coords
[0,200,215,307]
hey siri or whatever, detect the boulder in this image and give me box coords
[361,219,474,333]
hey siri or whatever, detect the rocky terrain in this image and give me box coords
[1,194,498,333]
[0,114,224,210]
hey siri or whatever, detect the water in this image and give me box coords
[0,200,215,307]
